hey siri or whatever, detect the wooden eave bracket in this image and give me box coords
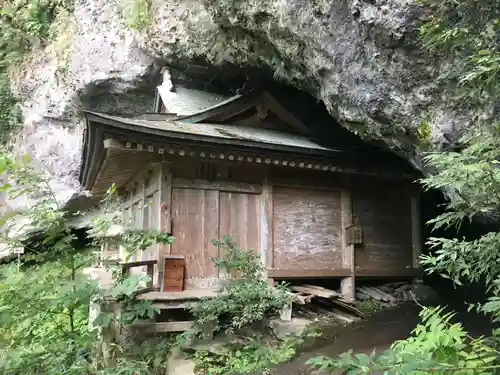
[101,137,414,180]
[103,138,128,151]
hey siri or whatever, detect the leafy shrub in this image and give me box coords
[189,236,295,334]
[116,0,151,31]
[0,0,73,142]
[0,152,175,374]
[307,306,498,374]
[193,335,302,375]
[0,0,72,66]
[0,74,20,144]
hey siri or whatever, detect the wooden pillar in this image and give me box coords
[140,177,147,262]
[261,181,274,284]
[341,190,355,299]
[130,181,143,263]
[157,161,172,289]
[149,163,162,286]
[410,193,422,272]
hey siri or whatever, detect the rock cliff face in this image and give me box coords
[11,0,462,202]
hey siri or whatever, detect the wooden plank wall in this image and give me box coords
[272,186,343,270]
[219,192,260,253]
[118,159,416,288]
[352,183,413,271]
[121,165,162,264]
[170,188,220,288]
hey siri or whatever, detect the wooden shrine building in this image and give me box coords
[79,78,422,300]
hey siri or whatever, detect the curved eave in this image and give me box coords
[79,111,420,193]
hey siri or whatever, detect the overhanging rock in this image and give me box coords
[8,0,472,209]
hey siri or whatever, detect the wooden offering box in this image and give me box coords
[163,255,185,292]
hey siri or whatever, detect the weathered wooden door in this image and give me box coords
[219,192,260,253]
[171,188,220,289]
[170,187,261,289]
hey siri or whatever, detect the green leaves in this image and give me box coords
[308,307,499,375]
[0,150,176,374]
[93,311,113,327]
[420,123,500,231]
[311,1,500,375]
[420,0,500,104]
[189,237,294,334]
[120,228,175,257]
[108,273,150,299]
[0,0,74,142]
[193,334,304,375]
[116,0,151,31]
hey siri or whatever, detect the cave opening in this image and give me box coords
[81,62,492,306]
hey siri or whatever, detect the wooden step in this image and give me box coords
[151,301,190,310]
[132,320,194,333]
[136,289,220,301]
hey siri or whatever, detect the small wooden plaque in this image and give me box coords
[163,256,185,292]
[345,224,363,245]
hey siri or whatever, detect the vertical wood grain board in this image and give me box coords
[171,188,219,280]
[352,185,413,270]
[163,257,185,292]
[158,163,172,287]
[272,187,342,269]
[219,192,260,254]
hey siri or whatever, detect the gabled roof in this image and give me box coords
[154,68,233,115]
[155,85,232,115]
[84,111,336,153]
[174,90,311,135]
[79,88,418,194]
[155,86,312,135]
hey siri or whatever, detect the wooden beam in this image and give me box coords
[136,289,220,301]
[145,165,160,197]
[151,301,188,309]
[135,177,146,260]
[262,92,310,134]
[271,177,346,191]
[172,178,262,194]
[123,161,153,194]
[267,268,351,278]
[410,194,422,269]
[267,267,421,279]
[149,163,162,287]
[141,176,147,230]
[341,189,355,299]
[90,149,112,195]
[355,267,423,278]
[120,259,158,269]
[103,138,127,150]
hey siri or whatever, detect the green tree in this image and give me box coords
[0,152,175,374]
